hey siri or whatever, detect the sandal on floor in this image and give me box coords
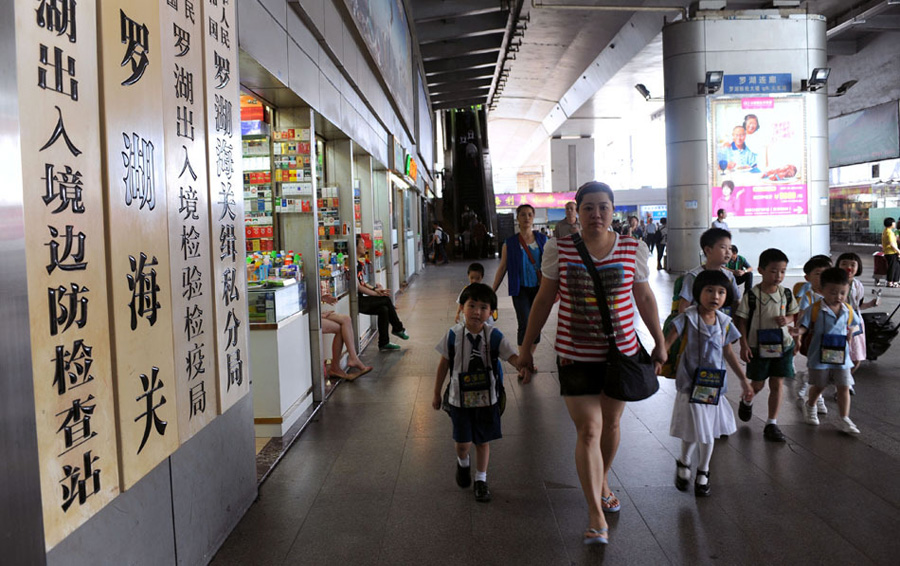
[601,493,621,513]
[328,369,354,380]
[583,527,609,546]
[675,459,691,492]
[349,365,373,378]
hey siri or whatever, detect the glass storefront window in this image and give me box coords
[830,183,900,244]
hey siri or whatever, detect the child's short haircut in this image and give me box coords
[700,228,731,251]
[836,252,863,276]
[820,266,850,288]
[758,248,789,269]
[459,283,497,311]
[731,244,739,254]
[692,269,734,307]
[803,255,832,274]
[467,262,485,277]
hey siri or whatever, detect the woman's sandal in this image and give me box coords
[601,493,621,513]
[583,527,609,546]
[350,365,373,378]
[675,459,691,492]
[694,470,711,497]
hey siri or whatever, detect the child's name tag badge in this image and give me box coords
[820,334,848,365]
[757,328,784,358]
[690,367,726,406]
[459,370,491,408]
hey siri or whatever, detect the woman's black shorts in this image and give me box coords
[557,357,607,396]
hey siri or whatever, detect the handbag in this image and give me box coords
[571,234,660,402]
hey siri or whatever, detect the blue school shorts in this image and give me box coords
[447,404,502,445]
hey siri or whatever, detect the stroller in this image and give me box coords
[864,302,900,360]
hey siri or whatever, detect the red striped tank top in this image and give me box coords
[555,234,640,362]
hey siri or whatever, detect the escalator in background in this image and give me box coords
[444,107,498,257]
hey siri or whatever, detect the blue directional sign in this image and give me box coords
[723,73,792,94]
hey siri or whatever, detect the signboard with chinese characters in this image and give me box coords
[708,95,808,228]
[161,0,219,441]
[494,191,577,209]
[722,73,791,94]
[15,0,121,550]
[201,0,250,411]
[98,0,180,489]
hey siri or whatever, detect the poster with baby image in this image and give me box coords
[708,95,808,228]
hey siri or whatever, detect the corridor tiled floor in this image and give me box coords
[213,257,900,566]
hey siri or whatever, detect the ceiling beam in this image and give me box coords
[427,67,496,86]
[417,12,510,44]
[432,87,491,103]
[424,53,499,75]
[420,33,506,61]
[433,98,488,111]
[430,78,494,95]
[413,0,505,23]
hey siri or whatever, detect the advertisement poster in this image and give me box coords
[708,95,808,227]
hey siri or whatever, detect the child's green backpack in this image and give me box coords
[659,274,687,378]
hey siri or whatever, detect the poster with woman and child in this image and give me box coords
[708,94,808,228]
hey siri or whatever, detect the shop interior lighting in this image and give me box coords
[634,83,662,101]
[801,67,831,92]
[697,71,723,95]
[829,79,858,97]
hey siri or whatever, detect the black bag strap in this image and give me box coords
[571,234,616,349]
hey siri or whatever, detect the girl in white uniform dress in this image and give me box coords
[665,270,754,496]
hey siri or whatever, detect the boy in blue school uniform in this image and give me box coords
[791,267,861,435]
[432,283,522,502]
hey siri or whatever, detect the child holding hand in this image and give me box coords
[667,270,753,497]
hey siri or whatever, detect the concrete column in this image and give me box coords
[663,12,829,272]
[550,137,596,192]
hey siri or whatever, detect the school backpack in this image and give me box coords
[799,300,854,357]
[446,327,506,414]
[441,229,449,245]
[659,274,688,378]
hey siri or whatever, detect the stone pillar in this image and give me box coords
[663,11,829,272]
[550,137,596,192]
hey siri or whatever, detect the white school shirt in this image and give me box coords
[435,323,516,407]
[671,307,741,394]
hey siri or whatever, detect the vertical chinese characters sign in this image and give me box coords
[161,0,219,441]
[201,0,249,411]
[98,0,179,488]
[15,0,120,550]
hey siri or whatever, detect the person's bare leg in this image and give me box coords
[321,316,348,376]
[563,395,607,532]
[768,377,783,419]
[475,443,490,473]
[336,314,368,370]
[599,394,626,504]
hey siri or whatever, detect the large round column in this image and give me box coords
[663,13,829,272]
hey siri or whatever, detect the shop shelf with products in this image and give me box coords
[241,96,275,254]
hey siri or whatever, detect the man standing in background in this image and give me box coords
[552,201,581,239]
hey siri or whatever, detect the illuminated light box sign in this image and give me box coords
[495,192,577,209]
[639,204,668,221]
[708,94,808,228]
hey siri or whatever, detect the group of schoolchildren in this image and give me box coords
[431,233,871,507]
[664,228,870,499]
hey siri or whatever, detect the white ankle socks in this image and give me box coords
[474,471,487,483]
[458,455,470,467]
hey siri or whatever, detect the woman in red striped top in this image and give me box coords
[517,182,666,546]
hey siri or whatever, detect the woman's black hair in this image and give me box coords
[885,217,895,228]
[575,181,614,210]
[515,203,535,217]
[836,252,863,276]
[743,113,760,131]
[692,269,734,307]
[458,282,498,311]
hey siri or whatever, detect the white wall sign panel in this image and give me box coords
[15,0,121,550]
[201,0,250,412]
[98,0,180,489]
[161,0,220,441]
